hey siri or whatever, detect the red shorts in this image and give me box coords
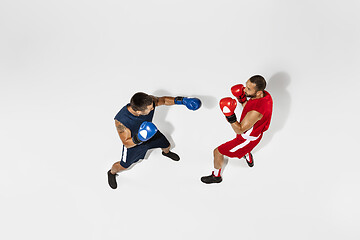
[218,134,263,159]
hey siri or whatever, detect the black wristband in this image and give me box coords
[174,96,184,104]
[132,135,142,145]
[226,114,237,124]
[238,95,247,104]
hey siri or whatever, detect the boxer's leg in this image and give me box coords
[201,137,245,184]
[200,147,224,184]
[147,131,180,161]
[107,145,147,189]
[214,148,224,169]
[110,161,127,174]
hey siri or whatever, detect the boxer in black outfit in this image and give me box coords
[107,92,201,189]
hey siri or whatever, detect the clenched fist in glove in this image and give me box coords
[219,97,237,123]
[132,121,158,145]
[174,97,202,111]
[231,84,247,104]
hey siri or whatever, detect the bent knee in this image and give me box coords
[116,162,128,170]
[163,144,171,149]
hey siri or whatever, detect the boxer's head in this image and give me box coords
[130,92,154,115]
[244,75,266,99]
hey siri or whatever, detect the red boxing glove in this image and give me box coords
[231,84,247,104]
[219,97,237,123]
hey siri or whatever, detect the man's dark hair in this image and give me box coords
[130,92,153,111]
[249,75,266,92]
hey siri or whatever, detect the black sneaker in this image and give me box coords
[107,170,118,189]
[201,174,222,184]
[162,151,180,161]
[244,152,254,167]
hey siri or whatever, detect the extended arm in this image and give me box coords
[151,96,176,106]
[151,95,201,110]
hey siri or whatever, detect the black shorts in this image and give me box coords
[119,131,170,168]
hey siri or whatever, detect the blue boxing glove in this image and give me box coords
[132,121,158,145]
[174,96,202,111]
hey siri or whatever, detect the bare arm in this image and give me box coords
[230,110,263,135]
[115,120,137,148]
[150,95,175,106]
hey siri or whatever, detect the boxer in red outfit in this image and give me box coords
[201,75,273,184]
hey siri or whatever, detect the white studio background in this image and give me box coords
[1,0,360,239]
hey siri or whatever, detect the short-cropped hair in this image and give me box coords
[130,92,153,111]
[249,75,266,92]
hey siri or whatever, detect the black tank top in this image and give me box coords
[114,102,155,137]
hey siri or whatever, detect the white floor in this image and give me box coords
[1,1,360,239]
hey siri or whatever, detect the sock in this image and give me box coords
[213,168,222,177]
